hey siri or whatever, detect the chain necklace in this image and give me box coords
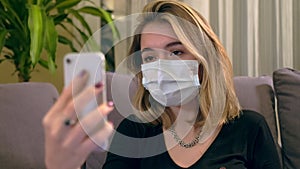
[168,125,201,148]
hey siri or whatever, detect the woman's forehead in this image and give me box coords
[140,22,180,49]
[141,21,178,40]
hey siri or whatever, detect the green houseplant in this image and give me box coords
[0,0,118,82]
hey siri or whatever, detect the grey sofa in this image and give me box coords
[0,68,299,169]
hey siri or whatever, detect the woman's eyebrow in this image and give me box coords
[165,41,182,48]
[141,48,154,54]
[141,41,182,54]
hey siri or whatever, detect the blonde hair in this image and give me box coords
[128,0,240,129]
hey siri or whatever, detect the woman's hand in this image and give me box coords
[43,70,114,169]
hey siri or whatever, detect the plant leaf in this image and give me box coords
[44,16,57,61]
[0,7,24,36]
[28,4,45,66]
[53,13,68,25]
[57,22,82,47]
[68,9,92,35]
[38,58,48,69]
[65,17,89,44]
[77,6,105,17]
[55,0,81,12]
[43,15,57,74]
[0,0,26,32]
[47,55,56,73]
[78,6,120,40]
[98,7,120,40]
[43,0,53,6]
[0,28,8,53]
[58,35,78,52]
[37,57,56,73]
[45,1,56,12]
[37,0,43,6]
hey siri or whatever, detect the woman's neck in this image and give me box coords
[169,97,200,134]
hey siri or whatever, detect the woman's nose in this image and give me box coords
[157,52,167,60]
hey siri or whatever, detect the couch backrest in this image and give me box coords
[0,82,59,169]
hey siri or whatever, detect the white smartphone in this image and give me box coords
[63,52,107,118]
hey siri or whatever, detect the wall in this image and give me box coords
[0,43,69,93]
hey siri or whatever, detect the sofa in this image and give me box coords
[0,67,299,169]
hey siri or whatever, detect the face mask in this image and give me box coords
[141,59,200,106]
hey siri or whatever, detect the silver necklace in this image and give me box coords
[168,126,200,148]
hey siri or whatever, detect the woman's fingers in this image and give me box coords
[43,71,106,144]
[46,70,89,119]
[64,102,114,147]
[45,84,105,144]
[62,82,104,121]
[43,84,89,143]
[43,70,113,169]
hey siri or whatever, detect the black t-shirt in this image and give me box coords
[103,110,281,169]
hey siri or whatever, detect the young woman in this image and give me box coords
[43,1,280,169]
[103,1,280,169]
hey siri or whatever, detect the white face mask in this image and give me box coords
[141,59,200,106]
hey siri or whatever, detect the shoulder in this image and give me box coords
[231,109,266,125]
[116,114,162,138]
[224,110,269,135]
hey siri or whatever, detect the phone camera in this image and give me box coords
[66,58,71,64]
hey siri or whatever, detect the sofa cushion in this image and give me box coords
[273,68,300,169]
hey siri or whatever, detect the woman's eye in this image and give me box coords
[170,50,183,56]
[143,55,157,63]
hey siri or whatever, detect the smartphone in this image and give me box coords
[63,52,106,118]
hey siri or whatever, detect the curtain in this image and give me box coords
[194,0,299,76]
